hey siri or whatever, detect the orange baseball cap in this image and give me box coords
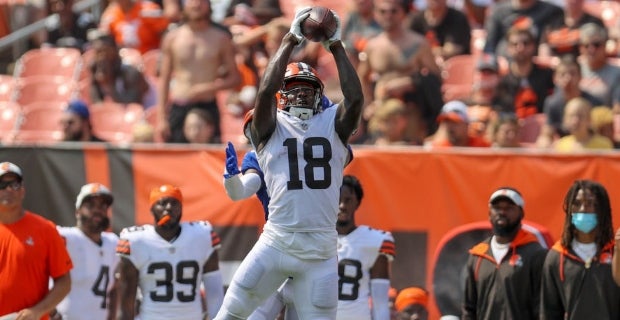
[149,184,183,208]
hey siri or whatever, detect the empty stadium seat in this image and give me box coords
[0,101,21,143]
[583,1,620,29]
[13,105,65,143]
[12,76,78,106]
[142,49,161,79]
[89,102,145,143]
[13,47,82,80]
[442,55,477,87]
[0,75,15,101]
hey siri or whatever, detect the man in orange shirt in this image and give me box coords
[0,162,73,320]
[99,0,169,54]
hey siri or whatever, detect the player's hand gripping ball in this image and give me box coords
[300,7,338,42]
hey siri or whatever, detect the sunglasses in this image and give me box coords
[0,180,22,191]
[581,41,604,49]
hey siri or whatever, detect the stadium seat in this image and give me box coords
[20,101,68,113]
[89,102,145,143]
[0,74,15,101]
[13,47,82,80]
[0,101,21,143]
[442,55,477,88]
[119,48,144,68]
[518,113,547,143]
[13,105,65,143]
[470,29,486,56]
[12,76,78,106]
[442,84,472,101]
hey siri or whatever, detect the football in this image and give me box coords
[300,7,338,42]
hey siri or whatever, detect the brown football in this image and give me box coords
[300,7,338,42]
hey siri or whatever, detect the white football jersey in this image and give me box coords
[56,227,120,320]
[337,226,395,320]
[257,107,349,259]
[118,221,221,320]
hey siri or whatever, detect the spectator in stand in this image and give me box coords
[367,98,416,145]
[483,0,562,57]
[60,100,106,142]
[539,0,604,57]
[341,0,382,67]
[394,287,429,320]
[156,0,240,143]
[492,26,554,118]
[541,180,620,319]
[536,55,602,148]
[222,0,282,27]
[578,23,620,113]
[487,112,522,148]
[0,162,73,320]
[553,97,613,152]
[590,106,620,148]
[98,0,169,54]
[408,0,471,63]
[359,0,442,142]
[426,100,490,147]
[88,34,155,108]
[183,108,218,144]
[43,0,97,51]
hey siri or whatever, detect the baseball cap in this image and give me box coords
[476,54,498,72]
[75,183,114,209]
[66,99,90,120]
[489,188,524,208]
[0,162,22,180]
[437,100,469,123]
[149,184,183,208]
[395,287,428,312]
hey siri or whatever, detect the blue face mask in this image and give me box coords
[571,213,598,234]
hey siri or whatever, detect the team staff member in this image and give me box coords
[462,187,547,319]
[0,162,73,320]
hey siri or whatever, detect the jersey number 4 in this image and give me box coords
[284,137,332,190]
[92,265,110,309]
[148,261,200,302]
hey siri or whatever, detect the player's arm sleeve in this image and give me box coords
[379,233,396,262]
[223,171,262,200]
[370,278,390,320]
[202,269,224,319]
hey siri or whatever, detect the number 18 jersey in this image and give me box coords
[56,227,120,320]
[117,221,221,320]
[257,107,349,260]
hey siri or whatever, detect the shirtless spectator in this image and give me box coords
[156,0,241,143]
[578,23,620,114]
[359,0,441,142]
[483,0,562,57]
[409,0,471,63]
[99,0,169,54]
[342,0,383,68]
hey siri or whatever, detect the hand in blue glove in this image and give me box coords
[224,142,241,179]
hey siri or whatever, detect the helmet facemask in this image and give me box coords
[278,62,324,120]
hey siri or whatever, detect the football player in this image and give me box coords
[116,185,224,320]
[55,183,119,320]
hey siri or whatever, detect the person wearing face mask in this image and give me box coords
[540,180,620,320]
[462,187,547,320]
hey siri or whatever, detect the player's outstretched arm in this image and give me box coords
[116,257,139,320]
[252,9,310,151]
[223,142,262,200]
[324,12,363,143]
